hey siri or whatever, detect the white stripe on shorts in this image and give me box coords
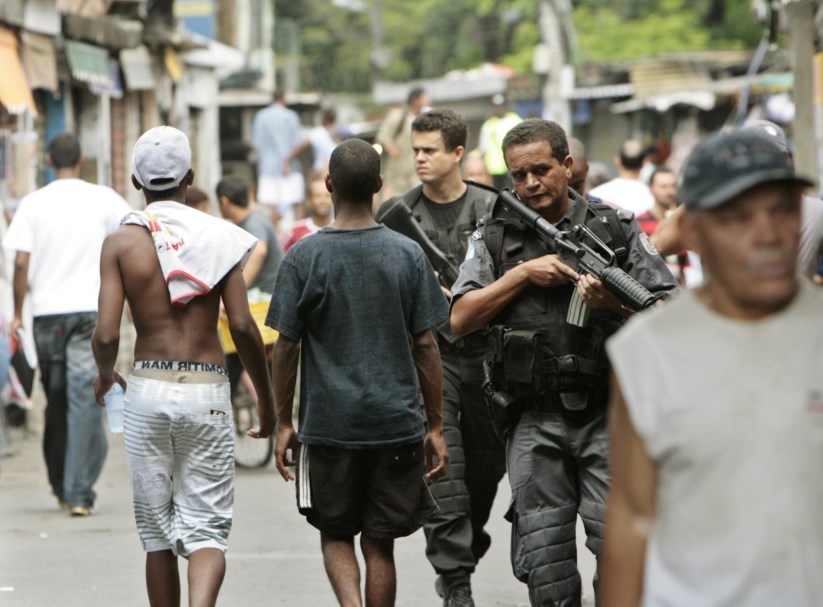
[298,444,312,510]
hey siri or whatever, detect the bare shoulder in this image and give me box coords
[105,224,151,251]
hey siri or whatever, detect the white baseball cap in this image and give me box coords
[132,126,192,191]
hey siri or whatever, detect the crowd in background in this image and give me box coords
[2,86,823,607]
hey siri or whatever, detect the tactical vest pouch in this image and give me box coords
[486,327,552,397]
[502,330,543,385]
[489,388,521,440]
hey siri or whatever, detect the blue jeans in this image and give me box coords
[33,312,107,507]
[0,334,10,472]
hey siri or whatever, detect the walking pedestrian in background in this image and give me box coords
[253,89,304,229]
[376,87,430,199]
[2,132,131,516]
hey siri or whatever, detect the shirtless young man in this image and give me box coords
[91,126,274,607]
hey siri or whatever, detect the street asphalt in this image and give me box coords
[1,405,594,606]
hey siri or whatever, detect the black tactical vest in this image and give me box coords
[482,191,626,399]
[397,181,497,347]
[400,181,497,272]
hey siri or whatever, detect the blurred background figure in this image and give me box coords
[376,87,430,200]
[635,167,690,285]
[280,176,334,252]
[478,94,522,191]
[588,140,654,214]
[216,175,282,298]
[586,162,612,191]
[253,89,304,230]
[462,150,494,188]
[284,107,339,183]
[184,186,211,214]
[2,132,130,516]
[568,137,590,196]
[216,175,282,402]
[639,138,672,184]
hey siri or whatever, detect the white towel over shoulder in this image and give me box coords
[121,201,257,306]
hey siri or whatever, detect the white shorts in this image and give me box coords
[124,369,233,557]
[257,173,305,211]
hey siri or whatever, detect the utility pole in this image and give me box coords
[785,0,818,183]
[537,0,575,132]
[369,0,391,85]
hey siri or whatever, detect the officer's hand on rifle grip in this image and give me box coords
[523,254,580,288]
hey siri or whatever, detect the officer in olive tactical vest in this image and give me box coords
[450,120,678,607]
[378,109,503,607]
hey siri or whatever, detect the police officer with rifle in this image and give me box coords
[376,108,500,607]
[450,120,677,607]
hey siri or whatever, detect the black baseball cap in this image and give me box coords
[680,129,814,211]
[742,119,789,154]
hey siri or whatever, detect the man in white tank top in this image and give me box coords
[600,129,823,606]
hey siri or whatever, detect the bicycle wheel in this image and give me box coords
[233,391,274,469]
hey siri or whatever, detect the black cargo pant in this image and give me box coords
[423,342,506,590]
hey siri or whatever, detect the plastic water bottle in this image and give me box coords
[104,383,125,434]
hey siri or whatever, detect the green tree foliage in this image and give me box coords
[275,0,763,93]
[573,0,763,62]
[574,0,714,62]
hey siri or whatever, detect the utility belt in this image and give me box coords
[438,330,487,355]
[485,326,601,395]
[482,326,607,437]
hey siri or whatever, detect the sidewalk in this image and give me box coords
[0,420,546,606]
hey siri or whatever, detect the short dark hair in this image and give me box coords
[273,89,287,103]
[407,87,426,105]
[184,186,209,206]
[48,133,81,169]
[411,108,467,152]
[328,138,380,203]
[649,166,674,187]
[619,141,646,170]
[216,175,249,208]
[321,108,337,125]
[501,119,568,164]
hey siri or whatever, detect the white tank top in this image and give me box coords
[607,281,823,606]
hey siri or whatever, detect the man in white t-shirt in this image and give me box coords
[2,133,131,516]
[601,129,823,606]
[588,140,654,215]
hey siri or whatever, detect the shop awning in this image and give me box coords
[22,31,58,93]
[0,27,36,115]
[88,58,123,97]
[609,71,794,114]
[567,83,635,100]
[611,91,717,114]
[64,39,116,89]
[119,46,156,90]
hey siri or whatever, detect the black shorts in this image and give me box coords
[296,440,437,539]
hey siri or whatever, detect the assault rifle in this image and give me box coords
[375,198,460,289]
[496,189,661,326]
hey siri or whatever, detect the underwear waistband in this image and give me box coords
[132,360,228,377]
